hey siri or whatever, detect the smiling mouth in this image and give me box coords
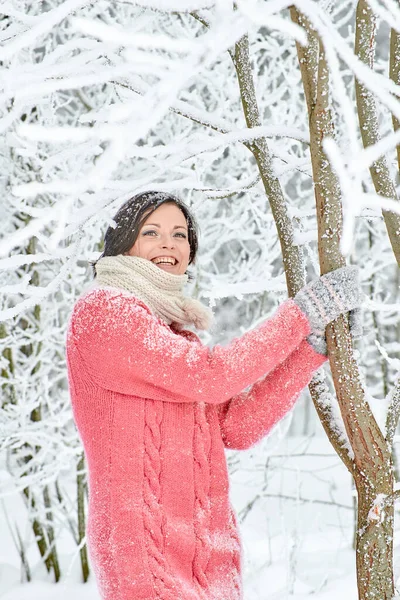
[151,258,178,266]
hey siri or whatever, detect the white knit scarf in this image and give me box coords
[94,255,212,331]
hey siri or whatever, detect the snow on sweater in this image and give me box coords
[66,287,326,600]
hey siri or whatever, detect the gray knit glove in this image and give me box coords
[349,307,364,339]
[294,266,362,336]
[307,308,363,355]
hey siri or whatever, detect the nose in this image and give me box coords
[159,233,175,249]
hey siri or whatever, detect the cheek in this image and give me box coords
[129,240,140,256]
[130,237,153,258]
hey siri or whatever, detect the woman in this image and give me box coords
[66,191,361,600]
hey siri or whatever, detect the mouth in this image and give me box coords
[151,257,178,269]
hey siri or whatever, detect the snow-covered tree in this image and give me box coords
[1,1,400,598]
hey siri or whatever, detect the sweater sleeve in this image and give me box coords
[68,288,313,405]
[217,339,327,449]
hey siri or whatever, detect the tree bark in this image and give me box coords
[291,8,394,599]
[77,453,89,582]
[355,0,400,267]
[16,237,61,582]
[356,479,394,600]
[390,23,400,171]
[229,34,305,298]
[229,31,355,471]
[188,13,396,596]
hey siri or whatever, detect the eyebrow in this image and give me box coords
[143,223,187,230]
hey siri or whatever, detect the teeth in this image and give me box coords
[152,257,176,265]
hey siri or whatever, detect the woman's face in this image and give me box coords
[126,202,191,275]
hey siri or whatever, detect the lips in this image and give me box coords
[151,256,178,265]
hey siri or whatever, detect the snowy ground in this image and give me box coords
[0,432,390,600]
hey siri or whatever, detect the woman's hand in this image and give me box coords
[307,307,363,356]
[294,266,362,337]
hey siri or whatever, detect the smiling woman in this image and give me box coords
[125,202,191,275]
[90,191,211,331]
[95,190,198,273]
[66,190,362,600]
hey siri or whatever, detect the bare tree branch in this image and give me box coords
[355,0,400,267]
[386,378,400,445]
[193,9,356,473]
[390,24,400,170]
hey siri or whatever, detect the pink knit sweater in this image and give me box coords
[66,287,326,600]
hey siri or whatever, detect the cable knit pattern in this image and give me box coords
[143,400,176,598]
[66,286,327,600]
[192,402,212,592]
[227,510,242,599]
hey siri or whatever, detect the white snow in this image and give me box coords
[1,0,400,598]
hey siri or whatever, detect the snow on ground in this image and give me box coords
[0,434,382,600]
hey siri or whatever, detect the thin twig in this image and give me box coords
[386,377,400,445]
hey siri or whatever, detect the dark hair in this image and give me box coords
[93,191,199,276]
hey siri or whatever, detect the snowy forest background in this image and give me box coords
[1,0,400,598]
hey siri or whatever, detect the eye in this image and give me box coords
[175,232,187,238]
[142,230,157,236]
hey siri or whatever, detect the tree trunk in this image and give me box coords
[190,10,355,473]
[355,474,394,600]
[190,12,399,597]
[290,8,395,599]
[355,0,400,267]
[17,237,61,581]
[229,34,305,298]
[390,22,400,172]
[229,30,357,472]
[77,453,89,582]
